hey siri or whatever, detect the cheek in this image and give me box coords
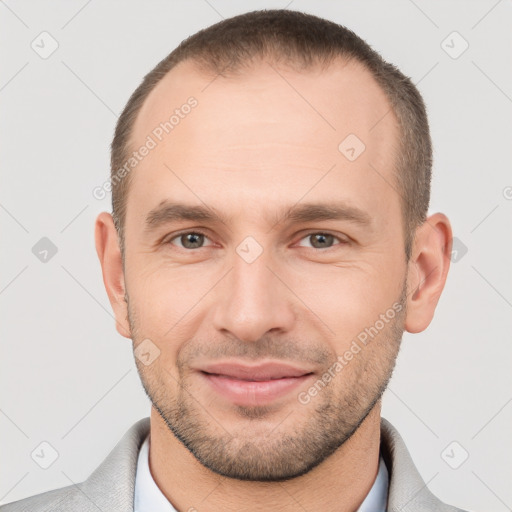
[292,258,404,348]
[126,232,405,358]
[126,262,212,361]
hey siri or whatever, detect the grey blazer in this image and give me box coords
[0,417,469,512]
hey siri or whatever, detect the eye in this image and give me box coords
[166,231,214,250]
[297,232,347,250]
[164,230,348,251]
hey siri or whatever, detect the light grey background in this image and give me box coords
[1,1,511,510]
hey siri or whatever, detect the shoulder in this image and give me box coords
[0,417,150,512]
[0,485,86,512]
[381,418,471,512]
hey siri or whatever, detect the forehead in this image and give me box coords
[126,57,400,232]
[132,56,396,146]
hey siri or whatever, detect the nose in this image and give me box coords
[212,248,296,343]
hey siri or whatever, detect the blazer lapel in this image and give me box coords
[381,418,464,511]
[79,417,150,512]
[75,416,463,512]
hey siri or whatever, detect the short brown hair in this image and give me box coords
[111,9,432,260]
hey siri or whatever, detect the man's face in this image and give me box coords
[123,58,408,481]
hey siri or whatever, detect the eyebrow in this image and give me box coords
[143,200,372,234]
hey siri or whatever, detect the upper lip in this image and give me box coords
[198,361,314,381]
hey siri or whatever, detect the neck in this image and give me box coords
[148,403,382,512]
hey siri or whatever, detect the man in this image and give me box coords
[1,9,469,512]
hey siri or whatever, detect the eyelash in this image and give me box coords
[164,230,348,251]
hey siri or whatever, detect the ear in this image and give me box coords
[94,212,131,339]
[404,213,452,333]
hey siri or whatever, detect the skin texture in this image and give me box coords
[95,57,452,511]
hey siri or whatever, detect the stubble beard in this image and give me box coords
[128,284,407,482]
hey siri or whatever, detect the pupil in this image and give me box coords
[313,234,332,248]
[184,233,203,248]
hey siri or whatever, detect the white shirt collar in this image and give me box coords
[134,434,177,512]
[357,456,389,511]
[134,434,388,511]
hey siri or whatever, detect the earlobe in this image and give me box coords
[404,213,452,334]
[94,212,132,339]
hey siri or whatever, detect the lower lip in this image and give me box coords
[200,372,313,406]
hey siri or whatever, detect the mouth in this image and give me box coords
[202,373,310,381]
[196,361,315,406]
